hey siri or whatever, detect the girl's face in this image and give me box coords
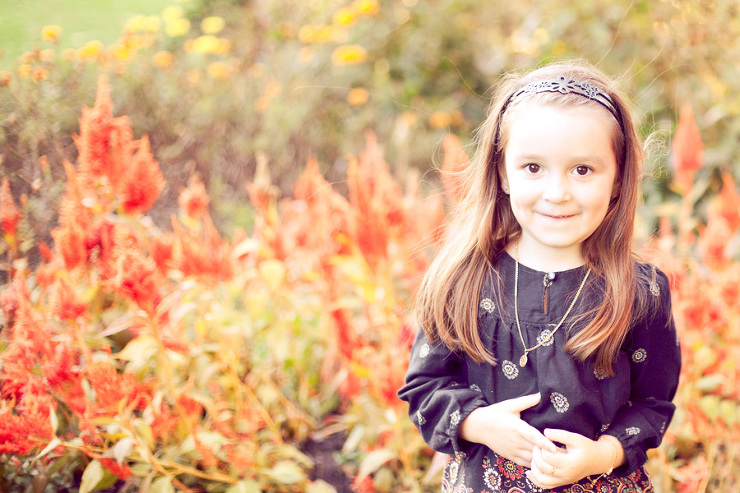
[500,102,618,269]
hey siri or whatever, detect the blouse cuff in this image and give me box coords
[604,430,648,477]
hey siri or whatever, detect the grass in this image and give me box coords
[0,0,177,69]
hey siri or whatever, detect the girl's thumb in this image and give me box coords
[502,392,541,413]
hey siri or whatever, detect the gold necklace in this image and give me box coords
[514,243,591,367]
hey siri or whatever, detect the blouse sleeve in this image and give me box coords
[604,268,681,476]
[397,328,489,456]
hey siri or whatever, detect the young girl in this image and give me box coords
[398,61,681,492]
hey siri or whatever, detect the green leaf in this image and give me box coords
[357,448,396,480]
[150,476,175,493]
[33,437,61,462]
[264,460,306,484]
[115,334,159,361]
[79,460,118,493]
[306,479,338,493]
[226,480,262,493]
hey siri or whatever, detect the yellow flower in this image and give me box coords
[77,40,104,61]
[39,49,55,62]
[206,61,229,79]
[187,69,202,85]
[429,111,451,129]
[201,16,225,34]
[353,0,380,16]
[18,64,32,78]
[333,7,356,27]
[32,67,49,82]
[162,5,184,21]
[215,38,231,54]
[347,87,369,106]
[191,35,219,54]
[110,42,131,61]
[331,45,367,65]
[153,51,174,69]
[41,25,62,43]
[125,15,147,33]
[298,25,335,44]
[166,18,190,37]
[142,16,161,33]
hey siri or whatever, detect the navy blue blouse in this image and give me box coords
[398,253,681,492]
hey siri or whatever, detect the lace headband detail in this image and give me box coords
[500,75,623,131]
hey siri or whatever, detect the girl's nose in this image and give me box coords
[541,175,571,202]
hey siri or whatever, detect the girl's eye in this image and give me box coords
[574,165,592,176]
[525,163,541,174]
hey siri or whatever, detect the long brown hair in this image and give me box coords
[416,61,650,376]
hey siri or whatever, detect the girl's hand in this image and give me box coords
[526,429,624,488]
[459,393,557,467]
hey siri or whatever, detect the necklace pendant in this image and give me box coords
[519,354,528,367]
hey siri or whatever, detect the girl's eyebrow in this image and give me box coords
[512,153,609,165]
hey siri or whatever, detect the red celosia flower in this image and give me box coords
[716,171,740,234]
[83,361,148,416]
[50,278,88,321]
[345,133,407,268]
[441,133,470,203]
[0,393,55,456]
[51,162,92,271]
[42,343,80,388]
[118,136,165,215]
[37,240,54,262]
[0,178,22,237]
[287,158,351,258]
[111,247,160,312]
[150,233,175,272]
[99,458,133,480]
[172,215,233,281]
[671,105,703,195]
[178,176,210,219]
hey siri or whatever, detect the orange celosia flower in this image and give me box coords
[74,76,134,185]
[178,176,210,219]
[118,136,165,215]
[0,178,22,237]
[671,105,703,196]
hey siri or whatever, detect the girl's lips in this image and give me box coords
[538,212,577,219]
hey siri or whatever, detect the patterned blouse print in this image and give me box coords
[398,253,681,492]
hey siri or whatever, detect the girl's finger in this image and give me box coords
[544,427,585,447]
[529,427,558,453]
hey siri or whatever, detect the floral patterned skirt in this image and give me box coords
[441,450,653,493]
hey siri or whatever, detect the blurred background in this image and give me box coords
[2,0,739,237]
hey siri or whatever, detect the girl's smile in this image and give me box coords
[501,102,618,271]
